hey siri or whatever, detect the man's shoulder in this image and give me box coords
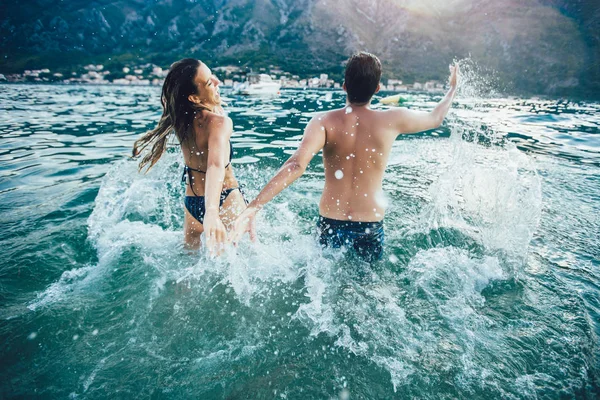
[318,107,347,120]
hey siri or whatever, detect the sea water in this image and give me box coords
[0,83,598,398]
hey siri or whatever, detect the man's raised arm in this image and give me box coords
[393,64,459,134]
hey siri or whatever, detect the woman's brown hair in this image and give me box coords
[132,58,205,172]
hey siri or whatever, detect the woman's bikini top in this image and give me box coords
[182,141,233,196]
[183,140,233,174]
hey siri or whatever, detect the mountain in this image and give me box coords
[1,0,599,97]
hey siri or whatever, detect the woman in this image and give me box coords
[132,59,246,253]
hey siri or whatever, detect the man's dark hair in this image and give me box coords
[344,52,382,104]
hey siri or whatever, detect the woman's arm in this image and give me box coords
[203,115,232,255]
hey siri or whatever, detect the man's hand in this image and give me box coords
[203,211,227,256]
[229,206,258,246]
[449,63,459,89]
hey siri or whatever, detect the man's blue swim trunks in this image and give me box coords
[318,215,384,262]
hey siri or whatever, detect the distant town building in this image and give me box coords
[213,66,241,74]
[152,66,167,77]
[113,78,130,85]
[84,64,103,71]
[2,62,353,89]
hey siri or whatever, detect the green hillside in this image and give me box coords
[1,0,598,97]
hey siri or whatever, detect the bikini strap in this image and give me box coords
[182,166,201,196]
[182,138,233,197]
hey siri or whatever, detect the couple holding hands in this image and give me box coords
[133,52,459,262]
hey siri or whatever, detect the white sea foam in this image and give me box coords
[29,155,183,311]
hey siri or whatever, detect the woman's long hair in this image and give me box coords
[132,58,204,172]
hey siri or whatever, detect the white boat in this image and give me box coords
[233,74,281,95]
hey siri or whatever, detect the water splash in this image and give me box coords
[416,58,542,276]
[13,85,595,398]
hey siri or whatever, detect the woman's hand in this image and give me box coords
[229,206,258,246]
[203,210,227,256]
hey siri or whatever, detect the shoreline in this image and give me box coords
[1,82,598,102]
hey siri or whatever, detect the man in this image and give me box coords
[228,52,458,261]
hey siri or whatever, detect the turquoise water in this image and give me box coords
[0,83,598,398]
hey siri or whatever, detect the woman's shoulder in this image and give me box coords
[204,111,232,125]
[203,112,233,136]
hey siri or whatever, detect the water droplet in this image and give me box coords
[345,106,353,114]
[335,170,344,179]
[365,228,371,234]
[374,190,389,209]
[348,215,352,220]
[341,388,350,399]
[389,254,399,264]
[92,329,99,336]
[27,332,37,340]
[73,334,79,341]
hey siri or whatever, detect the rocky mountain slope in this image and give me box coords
[1,0,598,96]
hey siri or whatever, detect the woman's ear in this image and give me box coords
[188,94,201,104]
[342,82,347,92]
[375,83,381,94]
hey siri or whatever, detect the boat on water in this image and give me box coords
[233,73,281,95]
[379,93,415,105]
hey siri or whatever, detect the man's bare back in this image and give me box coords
[319,106,403,221]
